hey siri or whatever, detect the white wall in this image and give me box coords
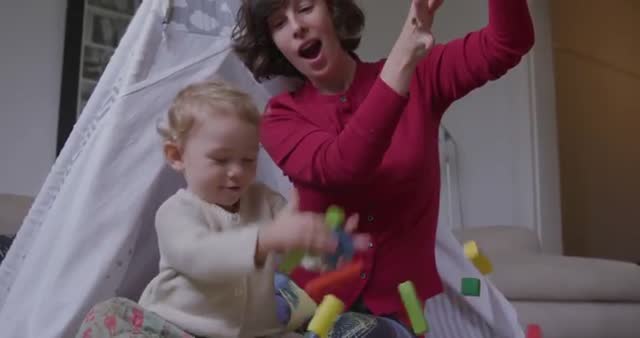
[357,0,562,253]
[0,0,66,196]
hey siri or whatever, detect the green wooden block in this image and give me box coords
[398,281,429,335]
[325,205,345,231]
[461,277,481,296]
[280,250,304,274]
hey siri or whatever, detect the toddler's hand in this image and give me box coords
[259,190,338,257]
[342,213,371,252]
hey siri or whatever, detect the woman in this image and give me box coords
[232,0,534,336]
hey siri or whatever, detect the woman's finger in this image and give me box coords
[351,233,372,251]
[413,0,442,29]
[428,0,443,13]
[413,0,429,12]
[344,213,360,233]
[412,0,428,26]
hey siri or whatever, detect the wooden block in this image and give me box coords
[464,240,493,275]
[461,277,481,296]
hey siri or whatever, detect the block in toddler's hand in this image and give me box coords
[323,205,353,270]
[324,231,354,269]
[325,205,345,230]
[280,250,305,275]
[464,240,493,275]
[461,277,481,296]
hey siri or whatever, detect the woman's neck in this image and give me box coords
[310,50,357,95]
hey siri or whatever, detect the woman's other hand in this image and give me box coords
[381,0,443,95]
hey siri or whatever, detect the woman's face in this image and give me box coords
[268,0,343,82]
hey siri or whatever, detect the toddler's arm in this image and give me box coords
[155,197,263,283]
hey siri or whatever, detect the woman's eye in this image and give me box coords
[269,17,285,30]
[299,4,313,13]
[243,158,256,163]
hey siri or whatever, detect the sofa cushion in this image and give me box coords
[490,254,640,302]
[513,301,640,338]
[453,225,541,255]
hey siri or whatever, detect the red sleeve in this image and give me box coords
[420,0,535,117]
[260,78,408,187]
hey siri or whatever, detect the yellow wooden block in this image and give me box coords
[464,240,493,275]
[473,253,493,275]
[464,240,480,259]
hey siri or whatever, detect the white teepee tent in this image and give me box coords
[0,1,524,337]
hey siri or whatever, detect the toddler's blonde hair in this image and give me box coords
[158,80,260,145]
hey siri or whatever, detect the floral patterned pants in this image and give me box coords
[75,297,415,338]
[75,298,196,338]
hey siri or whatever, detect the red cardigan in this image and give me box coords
[260,0,534,321]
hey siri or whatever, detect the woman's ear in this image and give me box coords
[164,141,185,172]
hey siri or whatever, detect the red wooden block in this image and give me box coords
[304,260,364,303]
[526,324,542,338]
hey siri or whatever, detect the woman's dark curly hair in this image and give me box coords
[232,0,365,82]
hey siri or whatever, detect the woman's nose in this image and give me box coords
[290,16,307,39]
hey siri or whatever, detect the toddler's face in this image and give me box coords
[180,114,259,211]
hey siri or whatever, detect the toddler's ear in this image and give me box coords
[163,141,184,172]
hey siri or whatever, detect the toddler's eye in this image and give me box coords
[211,157,229,164]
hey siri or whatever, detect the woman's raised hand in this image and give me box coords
[412,0,444,31]
[404,0,443,60]
[381,0,443,95]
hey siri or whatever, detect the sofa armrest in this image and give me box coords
[453,225,542,256]
[0,194,33,236]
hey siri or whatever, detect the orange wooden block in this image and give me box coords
[305,260,364,302]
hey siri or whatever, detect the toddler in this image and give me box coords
[138,80,352,337]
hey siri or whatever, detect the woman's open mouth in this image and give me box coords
[298,39,322,60]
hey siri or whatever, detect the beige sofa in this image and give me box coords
[455,226,640,338]
[2,194,640,337]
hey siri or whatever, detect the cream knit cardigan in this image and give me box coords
[139,183,287,337]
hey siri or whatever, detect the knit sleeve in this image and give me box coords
[260,78,408,187]
[419,0,535,118]
[155,195,259,283]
